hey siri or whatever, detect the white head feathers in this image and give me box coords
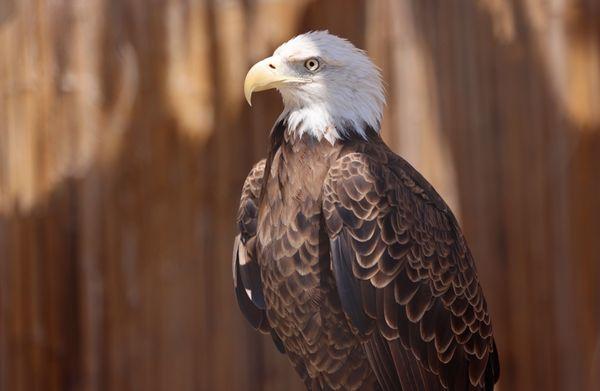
[271,31,385,143]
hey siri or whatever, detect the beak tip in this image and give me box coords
[244,84,253,107]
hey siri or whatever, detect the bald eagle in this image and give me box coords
[233,31,500,390]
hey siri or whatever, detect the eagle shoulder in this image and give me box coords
[238,159,266,243]
[322,148,500,390]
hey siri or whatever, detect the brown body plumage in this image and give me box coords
[233,122,500,390]
[235,31,499,390]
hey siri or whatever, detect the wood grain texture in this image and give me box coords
[0,0,598,390]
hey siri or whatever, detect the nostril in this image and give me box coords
[268,63,276,69]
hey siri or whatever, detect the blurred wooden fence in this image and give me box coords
[1,0,599,390]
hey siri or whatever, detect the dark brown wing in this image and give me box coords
[233,159,285,352]
[323,147,500,390]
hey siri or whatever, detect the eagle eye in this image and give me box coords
[304,58,320,72]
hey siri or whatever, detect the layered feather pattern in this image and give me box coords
[322,139,499,390]
[233,128,499,390]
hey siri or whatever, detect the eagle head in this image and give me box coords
[244,31,385,143]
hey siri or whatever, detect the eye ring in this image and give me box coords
[304,58,320,72]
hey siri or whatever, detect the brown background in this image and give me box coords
[1,0,599,390]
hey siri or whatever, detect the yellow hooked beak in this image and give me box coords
[244,57,301,106]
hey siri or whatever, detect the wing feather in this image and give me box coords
[323,147,500,390]
[233,160,287,354]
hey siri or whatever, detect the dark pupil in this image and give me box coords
[308,60,316,69]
